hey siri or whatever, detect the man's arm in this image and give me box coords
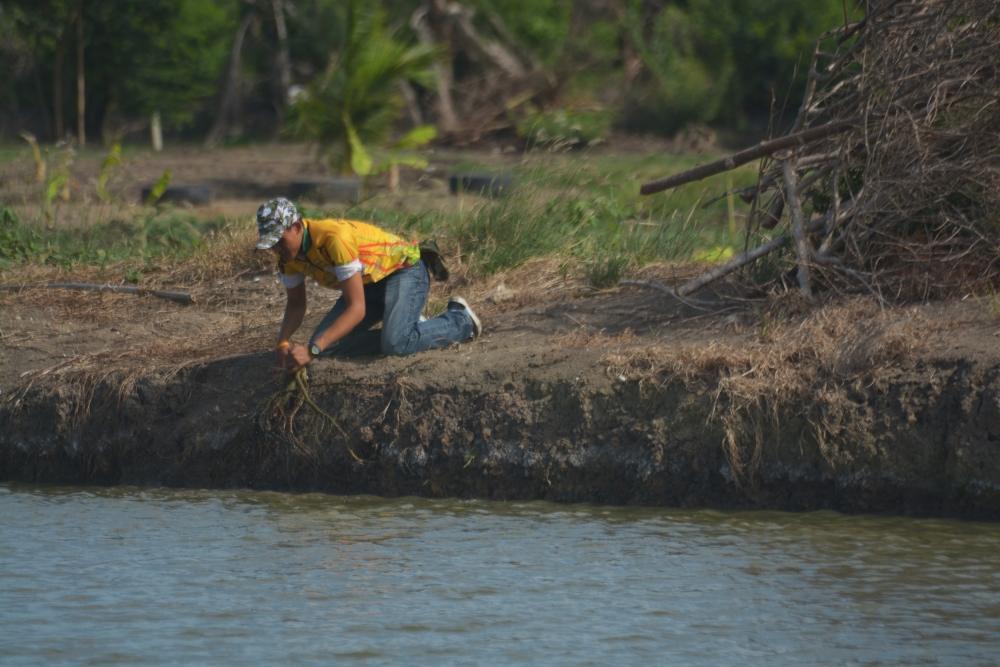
[274,282,305,368]
[278,282,306,344]
[289,272,365,368]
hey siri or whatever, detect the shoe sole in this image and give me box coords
[448,297,482,338]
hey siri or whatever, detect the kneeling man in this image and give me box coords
[255,197,481,370]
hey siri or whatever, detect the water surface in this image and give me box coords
[1,484,998,666]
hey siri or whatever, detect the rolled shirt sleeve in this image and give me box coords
[333,259,363,282]
[279,271,305,289]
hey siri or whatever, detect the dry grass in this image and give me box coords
[600,295,930,483]
[165,226,272,287]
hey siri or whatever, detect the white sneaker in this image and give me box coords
[448,296,482,339]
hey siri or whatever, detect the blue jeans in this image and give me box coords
[310,261,474,357]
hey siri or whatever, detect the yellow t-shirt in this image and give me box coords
[279,218,420,289]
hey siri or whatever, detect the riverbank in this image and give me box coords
[3,272,999,519]
[2,143,998,517]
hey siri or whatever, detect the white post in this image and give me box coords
[151,111,163,152]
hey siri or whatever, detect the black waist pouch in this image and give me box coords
[419,239,450,282]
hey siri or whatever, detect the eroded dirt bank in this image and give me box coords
[2,285,999,518]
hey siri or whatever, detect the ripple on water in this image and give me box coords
[1,485,999,666]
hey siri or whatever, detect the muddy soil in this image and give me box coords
[2,271,1000,518]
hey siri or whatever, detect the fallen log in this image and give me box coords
[0,282,194,305]
[677,234,793,297]
[676,203,856,297]
[639,119,855,196]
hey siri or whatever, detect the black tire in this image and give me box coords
[140,184,214,206]
[287,179,361,203]
[448,173,512,197]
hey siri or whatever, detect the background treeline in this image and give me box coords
[0,0,851,148]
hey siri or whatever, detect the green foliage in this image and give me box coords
[430,154,751,285]
[621,0,852,133]
[465,0,571,65]
[96,143,122,202]
[0,0,858,143]
[0,207,41,267]
[0,208,228,269]
[4,0,233,137]
[142,214,203,251]
[288,0,437,175]
[372,125,438,175]
[108,0,234,127]
[123,267,143,284]
[18,135,75,223]
[18,131,45,182]
[393,125,437,151]
[687,0,852,123]
[621,5,728,134]
[516,108,611,148]
[144,169,172,206]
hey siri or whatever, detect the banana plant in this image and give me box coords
[288,0,438,176]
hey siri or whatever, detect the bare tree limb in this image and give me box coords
[205,12,255,148]
[782,157,814,297]
[411,4,459,134]
[640,119,856,196]
[0,283,194,305]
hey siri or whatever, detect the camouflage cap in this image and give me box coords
[255,197,299,249]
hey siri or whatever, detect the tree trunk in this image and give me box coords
[204,13,254,148]
[411,4,459,134]
[76,5,86,147]
[387,163,400,192]
[444,1,527,78]
[271,0,291,98]
[782,157,813,298]
[399,81,424,126]
[271,0,292,129]
[53,36,64,140]
[32,56,52,141]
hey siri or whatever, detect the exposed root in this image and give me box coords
[257,367,363,464]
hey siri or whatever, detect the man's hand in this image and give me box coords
[289,342,313,370]
[275,345,293,371]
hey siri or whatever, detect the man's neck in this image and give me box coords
[297,220,311,258]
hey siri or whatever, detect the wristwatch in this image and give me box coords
[308,343,322,358]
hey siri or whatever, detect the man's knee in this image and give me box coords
[381,334,413,356]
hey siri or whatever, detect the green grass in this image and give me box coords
[0,205,230,274]
[0,144,30,164]
[375,150,762,285]
[2,148,768,288]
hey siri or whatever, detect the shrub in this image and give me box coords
[516,108,611,148]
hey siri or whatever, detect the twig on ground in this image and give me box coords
[0,282,194,305]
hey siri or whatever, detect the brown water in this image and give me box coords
[1,484,998,666]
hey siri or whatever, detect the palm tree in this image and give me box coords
[289,0,437,175]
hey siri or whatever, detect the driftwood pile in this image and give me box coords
[642,0,1000,301]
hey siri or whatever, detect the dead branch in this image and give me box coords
[0,283,194,305]
[640,119,855,195]
[782,157,813,297]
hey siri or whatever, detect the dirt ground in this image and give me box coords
[2,263,1000,393]
[0,258,741,390]
[2,141,998,387]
